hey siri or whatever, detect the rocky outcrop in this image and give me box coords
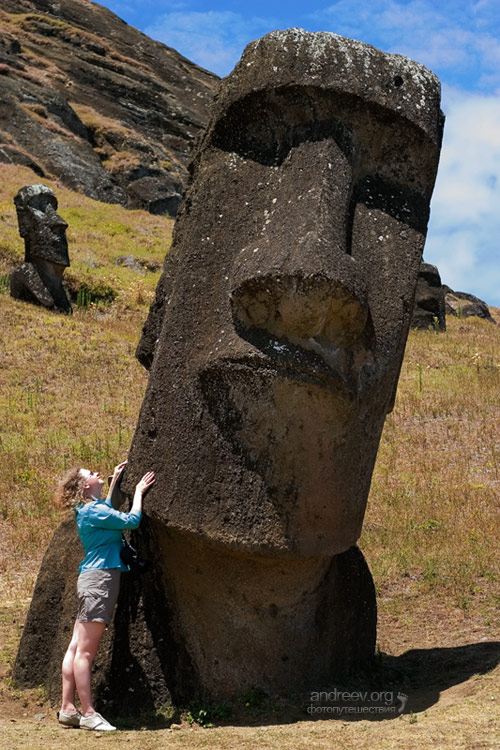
[411,262,446,330]
[411,264,495,330]
[0,0,218,215]
[444,287,496,323]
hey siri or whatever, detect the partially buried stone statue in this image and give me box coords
[411,261,446,331]
[10,184,71,313]
[15,30,443,707]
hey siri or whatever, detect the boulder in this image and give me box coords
[444,288,495,323]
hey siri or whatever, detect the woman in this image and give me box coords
[55,460,155,731]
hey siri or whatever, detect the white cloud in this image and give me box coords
[424,91,500,303]
[145,11,272,76]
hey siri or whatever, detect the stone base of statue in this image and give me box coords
[10,260,71,313]
[13,514,375,707]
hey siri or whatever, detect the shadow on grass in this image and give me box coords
[111,640,500,729]
[341,639,500,720]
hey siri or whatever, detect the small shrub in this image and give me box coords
[66,276,117,307]
[186,701,232,728]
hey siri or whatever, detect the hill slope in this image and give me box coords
[0,0,218,215]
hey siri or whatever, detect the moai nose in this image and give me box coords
[230,135,367,347]
[47,205,68,229]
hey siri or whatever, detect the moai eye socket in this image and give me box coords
[211,87,356,167]
[27,193,58,213]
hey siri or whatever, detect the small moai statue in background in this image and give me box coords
[10,184,72,313]
[411,261,446,331]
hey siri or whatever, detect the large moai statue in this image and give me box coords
[10,184,72,313]
[125,29,444,699]
[15,30,443,709]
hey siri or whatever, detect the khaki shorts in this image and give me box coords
[77,569,121,625]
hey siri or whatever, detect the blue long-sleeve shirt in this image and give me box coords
[75,495,141,573]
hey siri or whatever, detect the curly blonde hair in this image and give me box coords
[54,467,88,510]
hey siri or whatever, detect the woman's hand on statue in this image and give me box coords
[136,471,155,495]
[112,459,128,480]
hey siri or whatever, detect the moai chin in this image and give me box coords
[127,29,444,700]
[10,184,72,313]
[14,30,443,709]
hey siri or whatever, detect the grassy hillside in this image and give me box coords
[0,163,172,306]
[0,165,499,746]
[364,316,499,610]
[0,164,172,597]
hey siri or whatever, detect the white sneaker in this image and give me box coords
[80,711,117,731]
[57,709,82,727]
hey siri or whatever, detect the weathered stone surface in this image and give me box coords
[0,144,45,176]
[0,0,218,215]
[444,287,496,323]
[411,261,446,330]
[10,183,72,312]
[16,29,443,706]
[126,174,183,217]
[13,517,80,698]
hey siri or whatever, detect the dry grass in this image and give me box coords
[0,698,498,750]
[0,168,499,745]
[101,150,145,174]
[70,103,160,165]
[8,10,156,75]
[19,102,77,139]
[16,56,70,87]
[0,295,150,598]
[362,315,500,614]
[70,103,135,139]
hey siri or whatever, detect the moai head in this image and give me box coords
[14,184,70,267]
[129,30,443,559]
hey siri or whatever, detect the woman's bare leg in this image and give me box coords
[60,620,79,713]
[73,621,106,716]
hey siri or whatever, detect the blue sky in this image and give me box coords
[100,0,500,306]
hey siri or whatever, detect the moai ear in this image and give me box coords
[135,254,176,370]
